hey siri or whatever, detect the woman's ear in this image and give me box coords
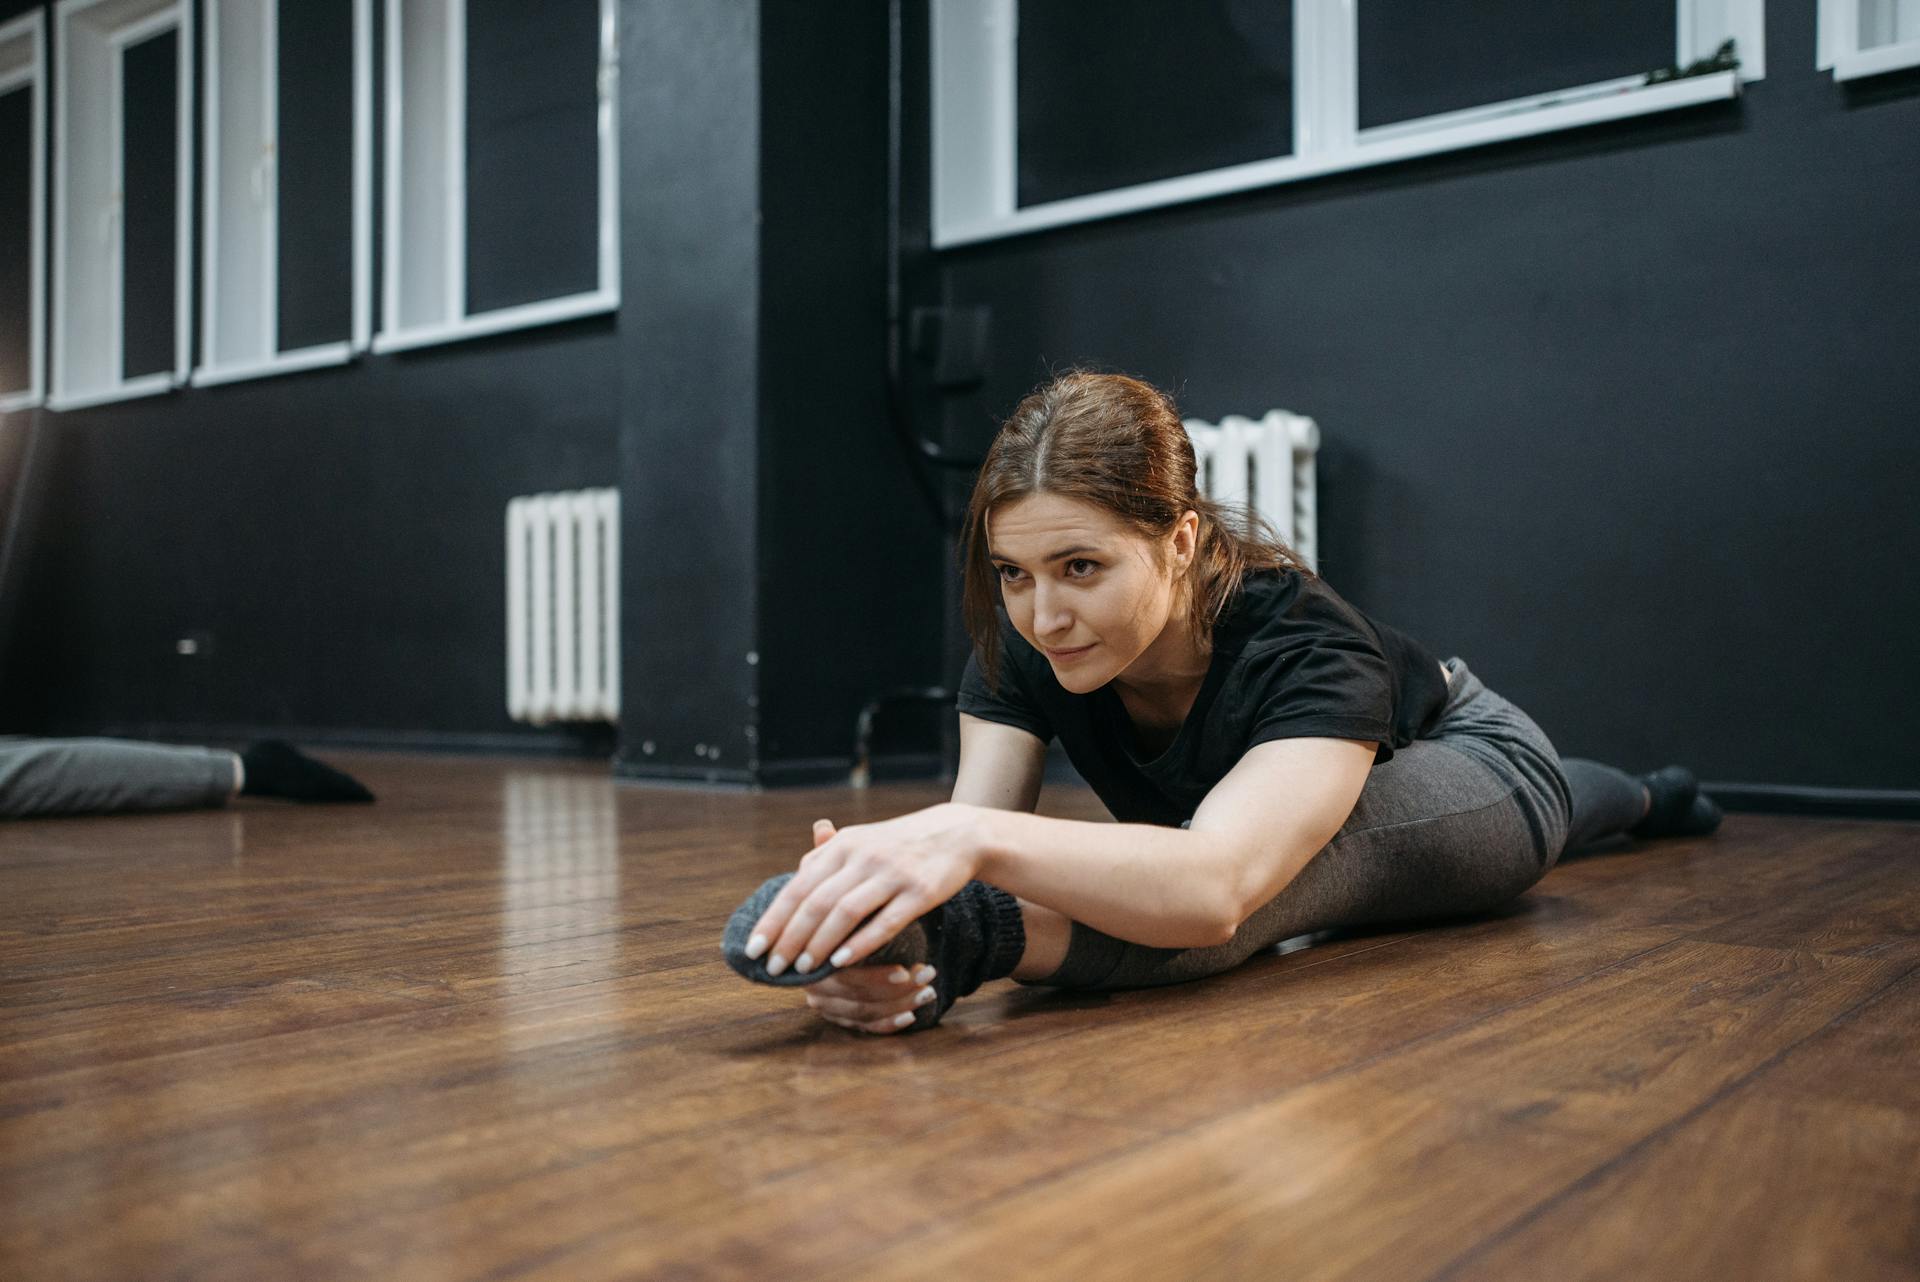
[1175,509,1200,567]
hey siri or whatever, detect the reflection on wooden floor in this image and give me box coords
[1,754,1916,1281]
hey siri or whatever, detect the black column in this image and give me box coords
[614,1,764,784]
[614,0,946,789]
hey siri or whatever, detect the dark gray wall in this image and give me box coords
[0,0,620,752]
[920,2,1920,796]
[3,328,621,751]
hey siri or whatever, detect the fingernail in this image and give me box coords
[914,965,936,984]
[914,986,935,1006]
[767,953,788,977]
[887,967,911,984]
[745,934,768,960]
[794,952,815,975]
[829,947,852,967]
[891,1012,915,1028]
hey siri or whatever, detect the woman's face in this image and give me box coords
[986,492,1200,695]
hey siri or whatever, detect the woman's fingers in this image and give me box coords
[814,892,937,975]
[742,818,840,962]
[766,867,898,977]
[806,969,941,1034]
[811,962,936,998]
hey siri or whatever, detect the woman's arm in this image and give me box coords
[950,714,1047,812]
[974,735,1378,948]
[740,734,1375,977]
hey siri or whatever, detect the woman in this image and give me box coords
[722,372,1719,1033]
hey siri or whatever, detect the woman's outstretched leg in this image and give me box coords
[1562,757,1723,855]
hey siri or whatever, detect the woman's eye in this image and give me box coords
[1067,559,1098,577]
[995,564,1023,583]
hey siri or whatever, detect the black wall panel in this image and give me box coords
[1017,0,1292,206]
[465,0,600,314]
[119,29,176,379]
[1358,0,1674,129]
[277,0,356,352]
[0,86,29,393]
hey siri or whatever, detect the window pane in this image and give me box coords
[1017,0,1294,208]
[120,29,176,380]
[0,86,29,394]
[1860,0,1920,49]
[1358,0,1673,131]
[277,0,355,352]
[464,0,601,315]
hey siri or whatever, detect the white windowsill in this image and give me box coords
[190,342,354,388]
[48,372,175,411]
[935,71,1740,248]
[371,288,618,355]
[0,391,45,412]
[1832,41,1920,79]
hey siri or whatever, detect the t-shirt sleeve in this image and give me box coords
[956,644,1056,744]
[1241,639,1399,761]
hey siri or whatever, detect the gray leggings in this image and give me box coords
[1028,655,1638,991]
[0,736,237,818]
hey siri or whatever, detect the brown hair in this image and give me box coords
[960,370,1317,692]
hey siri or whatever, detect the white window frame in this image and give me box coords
[192,0,373,388]
[0,11,47,411]
[932,0,1766,248]
[374,0,620,355]
[1818,0,1920,78]
[50,0,194,411]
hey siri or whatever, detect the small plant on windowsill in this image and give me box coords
[1645,38,1739,85]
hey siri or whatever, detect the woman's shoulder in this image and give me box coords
[1218,566,1371,650]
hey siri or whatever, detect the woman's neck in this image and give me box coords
[1110,597,1211,711]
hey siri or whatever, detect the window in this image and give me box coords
[377,0,619,353]
[933,0,1766,247]
[1819,0,1920,78]
[194,0,372,387]
[51,0,194,410]
[0,11,46,411]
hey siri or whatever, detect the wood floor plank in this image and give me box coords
[849,942,1908,1282]
[1433,968,1920,1282]
[1,756,1915,1282]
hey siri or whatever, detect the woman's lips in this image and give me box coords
[1046,643,1096,661]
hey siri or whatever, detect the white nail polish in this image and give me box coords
[745,934,767,960]
[888,967,911,983]
[767,953,787,976]
[915,987,935,1006]
[914,965,936,985]
[829,947,852,968]
[795,953,815,974]
[892,1012,915,1028]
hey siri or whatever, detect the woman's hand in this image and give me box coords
[744,803,985,979]
[792,820,943,1035]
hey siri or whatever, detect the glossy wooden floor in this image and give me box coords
[2,756,1916,1282]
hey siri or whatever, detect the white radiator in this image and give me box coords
[1184,410,1321,573]
[507,488,620,724]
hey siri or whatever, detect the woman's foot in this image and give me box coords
[1629,765,1723,838]
[721,872,1024,1031]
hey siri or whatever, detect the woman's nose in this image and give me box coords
[1034,585,1072,635]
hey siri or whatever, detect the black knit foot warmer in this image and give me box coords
[239,741,375,803]
[1629,765,1723,839]
[721,873,1026,1030]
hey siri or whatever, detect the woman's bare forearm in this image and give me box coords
[966,805,1241,949]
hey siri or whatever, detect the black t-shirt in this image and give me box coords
[956,567,1450,826]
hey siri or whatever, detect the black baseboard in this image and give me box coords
[1704,781,1920,821]
[77,721,618,759]
[611,752,947,791]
